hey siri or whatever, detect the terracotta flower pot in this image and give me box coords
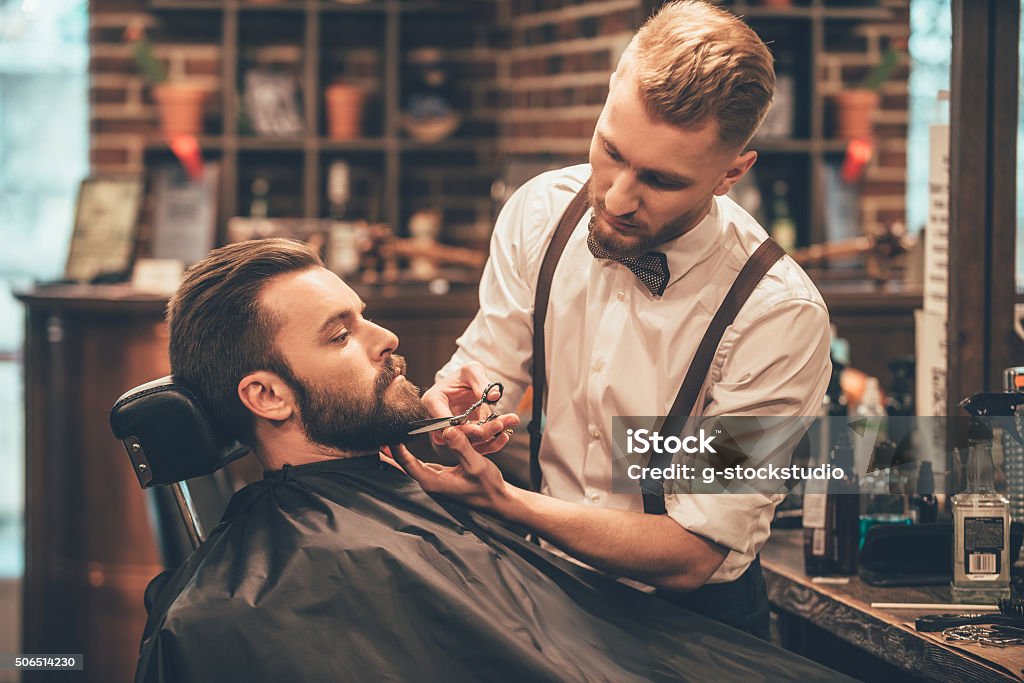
[325,83,365,140]
[153,82,208,137]
[832,89,880,140]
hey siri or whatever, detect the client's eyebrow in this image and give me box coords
[317,300,367,337]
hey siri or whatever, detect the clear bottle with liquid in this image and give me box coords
[952,393,1014,602]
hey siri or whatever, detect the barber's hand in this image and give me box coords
[422,362,519,454]
[390,427,516,515]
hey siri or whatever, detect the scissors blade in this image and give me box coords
[407,415,461,435]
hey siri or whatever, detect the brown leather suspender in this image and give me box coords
[640,237,785,514]
[528,178,591,494]
[527,178,786,514]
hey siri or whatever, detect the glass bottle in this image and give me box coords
[952,394,1012,602]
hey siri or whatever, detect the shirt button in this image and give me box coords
[616,291,625,302]
[593,359,605,372]
[587,490,601,503]
[591,427,600,439]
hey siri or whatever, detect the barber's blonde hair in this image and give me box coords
[627,0,775,150]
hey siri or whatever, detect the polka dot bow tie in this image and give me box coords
[586,230,670,296]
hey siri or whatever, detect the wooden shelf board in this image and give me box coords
[751,138,815,153]
[820,7,894,21]
[399,138,496,152]
[742,7,814,20]
[319,138,390,151]
[144,135,226,151]
[150,0,226,10]
[313,1,389,13]
[237,136,306,151]
[822,139,857,152]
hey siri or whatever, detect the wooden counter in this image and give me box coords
[763,529,1024,683]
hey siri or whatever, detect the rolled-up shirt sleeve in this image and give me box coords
[666,293,831,568]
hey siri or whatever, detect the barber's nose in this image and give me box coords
[368,320,399,360]
[603,171,640,216]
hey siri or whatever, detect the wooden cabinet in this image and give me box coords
[17,289,169,683]
[15,284,477,683]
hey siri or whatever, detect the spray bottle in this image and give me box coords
[952,392,1024,602]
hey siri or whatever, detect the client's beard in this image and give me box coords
[291,355,429,453]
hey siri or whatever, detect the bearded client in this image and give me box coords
[132,238,849,683]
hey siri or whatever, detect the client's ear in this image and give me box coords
[238,371,295,422]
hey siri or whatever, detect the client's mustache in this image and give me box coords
[375,355,408,392]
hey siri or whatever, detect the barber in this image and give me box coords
[393,0,830,639]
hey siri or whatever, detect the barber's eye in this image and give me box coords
[604,143,622,162]
[331,331,350,344]
[646,176,683,191]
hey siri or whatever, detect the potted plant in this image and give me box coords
[832,47,901,140]
[126,21,208,137]
[324,78,366,141]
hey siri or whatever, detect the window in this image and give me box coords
[906,0,951,236]
[0,0,88,577]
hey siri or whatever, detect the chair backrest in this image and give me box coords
[110,375,251,561]
[110,375,250,487]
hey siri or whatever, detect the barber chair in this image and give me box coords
[109,376,250,568]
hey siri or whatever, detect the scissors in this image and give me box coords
[407,381,504,435]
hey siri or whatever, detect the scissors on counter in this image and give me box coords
[407,381,504,435]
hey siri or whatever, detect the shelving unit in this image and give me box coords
[146,0,496,238]
[719,0,901,247]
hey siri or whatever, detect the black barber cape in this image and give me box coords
[136,456,849,683]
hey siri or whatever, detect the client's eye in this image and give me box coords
[331,331,350,345]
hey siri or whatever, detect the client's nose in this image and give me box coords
[368,320,399,361]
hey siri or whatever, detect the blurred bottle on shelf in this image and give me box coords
[770,180,797,253]
[250,177,269,219]
[326,161,361,278]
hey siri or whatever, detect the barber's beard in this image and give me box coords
[587,186,710,259]
[291,355,429,454]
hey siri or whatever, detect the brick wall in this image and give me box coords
[496,0,643,159]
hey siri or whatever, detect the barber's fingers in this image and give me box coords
[464,414,519,455]
[441,427,492,475]
[459,362,493,396]
[390,444,441,485]
[443,413,518,449]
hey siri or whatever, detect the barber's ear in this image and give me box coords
[238,371,295,422]
[713,150,758,196]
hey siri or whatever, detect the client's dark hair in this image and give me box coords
[167,238,322,445]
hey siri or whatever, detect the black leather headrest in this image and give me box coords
[110,376,250,488]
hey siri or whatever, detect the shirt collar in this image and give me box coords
[659,195,722,288]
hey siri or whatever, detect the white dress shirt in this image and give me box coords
[437,163,831,583]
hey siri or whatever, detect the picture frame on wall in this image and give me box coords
[150,162,220,267]
[64,176,144,283]
[243,67,304,137]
